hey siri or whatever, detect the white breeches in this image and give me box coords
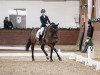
[40,27,45,35]
[36,27,45,38]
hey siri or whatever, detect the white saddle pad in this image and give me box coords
[36,29,41,38]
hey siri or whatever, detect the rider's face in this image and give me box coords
[42,13,46,16]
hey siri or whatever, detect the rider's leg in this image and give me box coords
[39,27,45,41]
[40,27,45,36]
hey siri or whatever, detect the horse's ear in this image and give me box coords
[56,23,59,27]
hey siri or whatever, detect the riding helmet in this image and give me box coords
[41,9,46,13]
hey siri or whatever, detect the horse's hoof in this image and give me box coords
[32,59,35,61]
[59,58,62,61]
[50,59,53,62]
[46,56,49,60]
[26,49,29,51]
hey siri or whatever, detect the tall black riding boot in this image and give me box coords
[39,35,42,44]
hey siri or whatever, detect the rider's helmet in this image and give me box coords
[41,9,46,13]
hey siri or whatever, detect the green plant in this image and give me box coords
[87,38,93,46]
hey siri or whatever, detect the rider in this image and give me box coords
[87,20,94,38]
[39,9,51,42]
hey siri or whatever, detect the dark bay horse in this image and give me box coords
[26,23,62,62]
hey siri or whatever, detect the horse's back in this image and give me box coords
[31,28,39,35]
[30,28,39,42]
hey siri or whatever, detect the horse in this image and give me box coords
[26,23,62,62]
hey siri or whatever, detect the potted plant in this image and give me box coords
[81,37,93,53]
[87,37,94,59]
[87,37,93,47]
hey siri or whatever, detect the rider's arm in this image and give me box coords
[47,16,51,24]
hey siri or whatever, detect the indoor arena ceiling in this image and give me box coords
[0,0,79,1]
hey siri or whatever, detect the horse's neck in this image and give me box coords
[44,25,51,38]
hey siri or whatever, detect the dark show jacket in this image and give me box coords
[8,21,13,28]
[40,15,51,27]
[4,20,13,29]
[87,26,94,38]
[4,20,9,28]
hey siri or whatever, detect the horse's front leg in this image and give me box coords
[41,44,49,60]
[53,47,62,61]
[50,48,53,62]
[31,44,35,61]
[49,44,54,62]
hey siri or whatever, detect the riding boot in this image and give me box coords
[39,35,42,44]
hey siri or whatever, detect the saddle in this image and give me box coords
[39,28,47,41]
[36,27,47,44]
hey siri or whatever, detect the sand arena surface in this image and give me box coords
[0,56,100,75]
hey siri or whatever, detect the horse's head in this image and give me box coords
[51,22,59,29]
[47,22,59,39]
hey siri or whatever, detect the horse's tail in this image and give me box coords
[26,36,31,51]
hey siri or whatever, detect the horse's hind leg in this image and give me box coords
[53,47,62,61]
[26,36,31,51]
[31,43,35,61]
[41,44,49,60]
